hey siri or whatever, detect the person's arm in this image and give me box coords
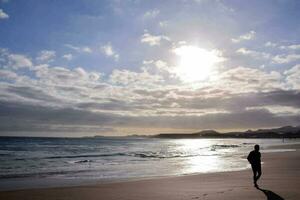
[247,152,252,163]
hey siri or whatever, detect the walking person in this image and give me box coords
[247,144,262,187]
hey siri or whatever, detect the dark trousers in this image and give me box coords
[251,164,261,183]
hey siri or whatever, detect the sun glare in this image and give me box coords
[173,45,224,82]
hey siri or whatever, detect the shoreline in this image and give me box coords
[0,143,299,199]
[1,143,298,192]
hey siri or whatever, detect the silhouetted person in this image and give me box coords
[247,144,261,187]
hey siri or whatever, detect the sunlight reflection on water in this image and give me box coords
[172,139,249,174]
[1,137,299,190]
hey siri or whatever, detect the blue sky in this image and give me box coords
[0,0,300,136]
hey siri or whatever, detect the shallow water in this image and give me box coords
[0,137,298,190]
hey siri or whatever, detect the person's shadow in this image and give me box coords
[256,186,285,200]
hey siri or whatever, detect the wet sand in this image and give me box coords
[0,144,299,200]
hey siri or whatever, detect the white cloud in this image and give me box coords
[109,69,163,87]
[65,44,92,53]
[284,64,300,89]
[0,64,103,110]
[231,31,256,43]
[216,66,283,93]
[62,53,73,61]
[143,9,160,19]
[177,41,187,45]
[272,54,300,64]
[141,31,170,46]
[36,50,56,63]
[265,41,277,47]
[34,65,102,88]
[154,60,168,70]
[0,69,18,80]
[143,60,154,65]
[101,43,119,61]
[1,46,300,134]
[159,21,168,27]
[236,48,253,55]
[82,47,92,53]
[246,105,300,116]
[279,44,300,50]
[0,9,9,19]
[264,42,300,51]
[142,59,173,76]
[8,54,33,69]
[236,48,270,59]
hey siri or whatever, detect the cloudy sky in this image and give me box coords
[0,0,300,137]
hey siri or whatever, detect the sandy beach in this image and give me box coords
[0,144,299,200]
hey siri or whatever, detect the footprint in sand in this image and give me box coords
[192,193,208,199]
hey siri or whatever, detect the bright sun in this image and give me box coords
[173,45,224,82]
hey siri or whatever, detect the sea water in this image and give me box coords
[0,137,298,190]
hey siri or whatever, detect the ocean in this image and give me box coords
[0,137,298,190]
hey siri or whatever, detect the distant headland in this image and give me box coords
[151,125,300,139]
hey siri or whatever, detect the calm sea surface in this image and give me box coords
[0,137,298,190]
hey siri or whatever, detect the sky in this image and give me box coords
[0,0,300,137]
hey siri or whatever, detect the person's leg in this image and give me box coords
[251,165,257,185]
[256,165,262,182]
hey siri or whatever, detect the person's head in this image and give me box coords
[254,144,260,151]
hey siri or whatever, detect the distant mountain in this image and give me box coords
[153,126,300,139]
[263,126,300,133]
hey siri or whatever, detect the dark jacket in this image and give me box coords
[247,150,261,166]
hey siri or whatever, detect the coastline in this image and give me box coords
[0,140,297,191]
[0,143,299,200]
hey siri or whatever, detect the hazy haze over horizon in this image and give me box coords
[0,0,300,137]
